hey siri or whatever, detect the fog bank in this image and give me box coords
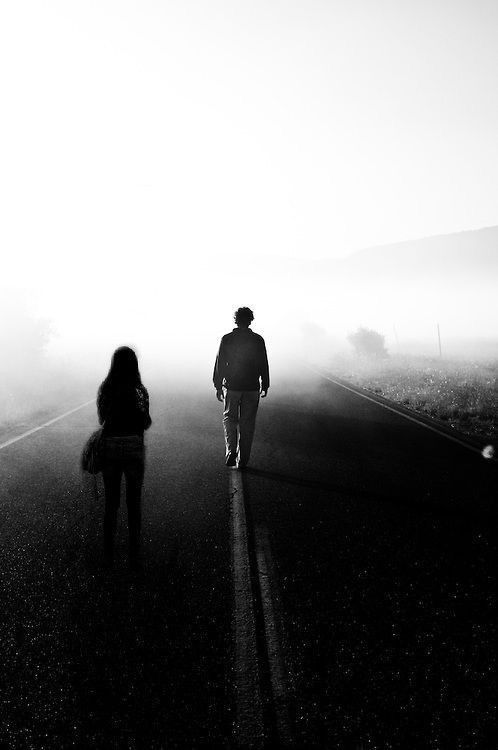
[2,224,497,428]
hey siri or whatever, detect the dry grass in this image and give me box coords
[329,354,498,441]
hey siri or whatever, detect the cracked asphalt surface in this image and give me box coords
[0,373,495,748]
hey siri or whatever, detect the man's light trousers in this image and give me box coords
[222,389,260,467]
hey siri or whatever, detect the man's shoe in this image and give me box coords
[226,453,237,467]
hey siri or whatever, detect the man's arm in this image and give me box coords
[260,340,270,397]
[213,338,225,401]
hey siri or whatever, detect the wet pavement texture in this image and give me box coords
[0,393,231,749]
[0,375,496,748]
[246,378,496,748]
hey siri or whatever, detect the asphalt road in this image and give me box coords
[0,371,495,749]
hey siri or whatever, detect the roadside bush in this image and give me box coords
[347,327,388,358]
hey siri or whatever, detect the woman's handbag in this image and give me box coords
[81,428,105,474]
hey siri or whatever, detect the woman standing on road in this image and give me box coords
[97,346,152,570]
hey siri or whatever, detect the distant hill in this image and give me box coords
[210,225,498,346]
[308,225,498,281]
[269,225,498,348]
[211,225,498,282]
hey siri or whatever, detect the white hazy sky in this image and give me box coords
[2,0,498,267]
[1,0,497,362]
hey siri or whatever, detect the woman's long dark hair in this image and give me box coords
[101,346,142,393]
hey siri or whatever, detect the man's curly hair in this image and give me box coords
[234,307,254,326]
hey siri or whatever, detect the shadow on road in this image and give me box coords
[243,466,387,499]
[242,466,495,521]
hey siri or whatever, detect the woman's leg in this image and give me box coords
[102,467,122,566]
[124,450,145,568]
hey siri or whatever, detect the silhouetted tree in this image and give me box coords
[347,327,388,358]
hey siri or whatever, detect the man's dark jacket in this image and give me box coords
[213,328,270,392]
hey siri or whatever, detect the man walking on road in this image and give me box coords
[213,307,270,469]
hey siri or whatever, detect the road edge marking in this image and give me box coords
[0,401,94,451]
[309,366,486,457]
[229,470,265,748]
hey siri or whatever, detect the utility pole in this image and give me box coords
[437,322,442,358]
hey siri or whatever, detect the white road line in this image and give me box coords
[0,401,94,451]
[255,524,293,746]
[229,470,264,749]
[310,367,486,456]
